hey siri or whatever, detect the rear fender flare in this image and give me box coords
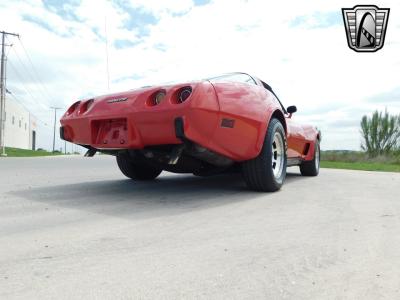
[304,130,321,161]
[255,109,287,157]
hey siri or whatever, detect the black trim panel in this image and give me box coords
[174,117,185,141]
[60,126,65,140]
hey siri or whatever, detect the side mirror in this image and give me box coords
[287,105,297,114]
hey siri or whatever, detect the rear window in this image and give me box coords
[208,73,257,85]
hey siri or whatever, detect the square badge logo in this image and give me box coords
[342,5,390,52]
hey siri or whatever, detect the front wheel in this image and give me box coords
[116,153,162,180]
[300,140,320,176]
[242,118,287,192]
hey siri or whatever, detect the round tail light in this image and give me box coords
[154,91,166,105]
[147,90,166,106]
[67,101,80,115]
[177,87,192,103]
[79,99,94,114]
[86,99,94,110]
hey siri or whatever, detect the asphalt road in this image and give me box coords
[0,156,399,299]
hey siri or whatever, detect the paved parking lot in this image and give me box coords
[0,156,399,299]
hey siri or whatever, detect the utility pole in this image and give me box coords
[0,30,19,157]
[50,107,61,152]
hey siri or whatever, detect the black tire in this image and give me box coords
[116,153,162,180]
[300,140,320,176]
[242,118,287,192]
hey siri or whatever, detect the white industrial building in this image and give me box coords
[3,96,37,150]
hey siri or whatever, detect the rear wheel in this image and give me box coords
[242,118,287,192]
[300,140,320,176]
[116,153,162,180]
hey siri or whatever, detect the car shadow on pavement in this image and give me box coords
[10,172,306,219]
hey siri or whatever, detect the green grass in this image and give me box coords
[320,150,400,172]
[321,161,400,172]
[2,147,400,172]
[0,147,65,157]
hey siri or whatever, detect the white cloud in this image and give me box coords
[0,0,399,151]
[127,0,194,15]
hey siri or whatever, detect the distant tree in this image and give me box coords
[360,110,400,156]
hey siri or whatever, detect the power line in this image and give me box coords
[8,92,51,128]
[5,36,61,130]
[17,37,54,104]
[8,42,53,106]
[6,59,49,110]
[6,70,56,131]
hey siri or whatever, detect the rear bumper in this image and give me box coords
[60,110,207,150]
[60,81,221,152]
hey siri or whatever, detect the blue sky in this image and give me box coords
[0,0,399,151]
[289,11,342,28]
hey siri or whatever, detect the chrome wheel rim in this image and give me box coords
[315,144,320,170]
[271,132,284,179]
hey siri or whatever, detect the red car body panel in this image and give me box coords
[60,76,319,163]
[210,82,281,160]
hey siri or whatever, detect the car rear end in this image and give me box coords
[60,81,220,152]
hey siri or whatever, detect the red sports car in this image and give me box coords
[60,72,320,192]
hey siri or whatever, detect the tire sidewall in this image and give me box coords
[116,153,162,180]
[314,141,320,175]
[266,120,287,186]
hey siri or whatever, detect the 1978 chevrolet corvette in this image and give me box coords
[60,72,320,192]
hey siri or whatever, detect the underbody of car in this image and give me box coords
[60,72,321,192]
